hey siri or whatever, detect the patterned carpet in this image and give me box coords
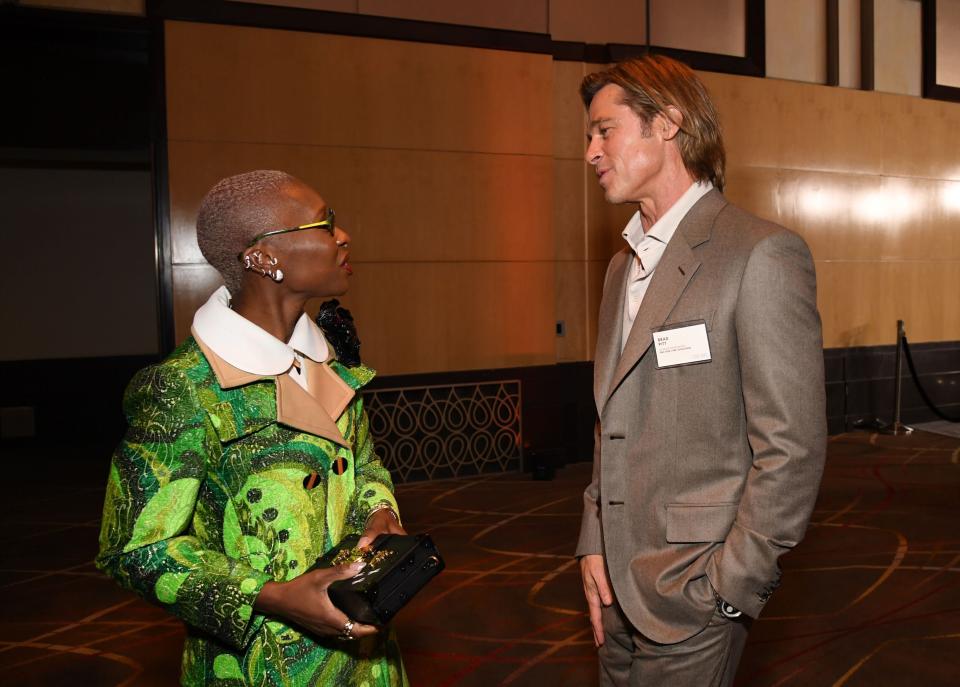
[1,430,958,685]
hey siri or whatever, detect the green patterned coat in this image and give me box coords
[97,337,407,686]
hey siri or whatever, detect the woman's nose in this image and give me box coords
[335,227,351,247]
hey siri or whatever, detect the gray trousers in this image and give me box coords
[599,601,750,686]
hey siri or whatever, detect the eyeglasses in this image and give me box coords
[245,208,336,248]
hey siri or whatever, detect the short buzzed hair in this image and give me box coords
[196,170,299,293]
[581,55,726,191]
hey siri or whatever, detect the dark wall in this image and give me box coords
[3,340,957,465]
[0,7,150,152]
[0,9,160,361]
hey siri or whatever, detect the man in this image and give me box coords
[576,56,826,686]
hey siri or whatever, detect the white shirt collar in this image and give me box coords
[192,286,330,376]
[622,180,713,253]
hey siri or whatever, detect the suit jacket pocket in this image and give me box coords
[656,309,716,333]
[665,502,738,543]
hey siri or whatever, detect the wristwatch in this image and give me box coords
[714,590,743,620]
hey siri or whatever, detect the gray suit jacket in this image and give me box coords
[576,189,826,644]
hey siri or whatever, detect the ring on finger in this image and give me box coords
[339,619,356,641]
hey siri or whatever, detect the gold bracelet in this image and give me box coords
[364,502,400,527]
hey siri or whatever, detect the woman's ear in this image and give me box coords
[240,246,281,281]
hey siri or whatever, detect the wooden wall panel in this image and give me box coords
[838,0,861,89]
[705,72,960,347]
[705,72,882,173]
[553,60,591,361]
[709,72,960,180]
[725,165,960,347]
[725,167,960,260]
[586,178,635,262]
[165,21,557,375]
[586,260,609,361]
[876,91,960,179]
[336,262,556,373]
[554,159,586,262]
[167,141,555,265]
[818,261,960,346]
[937,0,960,88]
[165,18,960,374]
[555,261,588,362]
[765,0,827,84]
[650,0,745,57]
[553,60,588,162]
[165,22,553,157]
[874,0,922,96]
[358,0,549,34]
[548,0,647,45]
[170,259,558,376]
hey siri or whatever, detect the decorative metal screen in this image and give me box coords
[364,380,522,482]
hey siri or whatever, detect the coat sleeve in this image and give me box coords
[346,396,400,530]
[96,364,272,649]
[707,230,827,618]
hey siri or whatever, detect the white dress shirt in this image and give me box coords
[192,286,331,391]
[621,181,713,352]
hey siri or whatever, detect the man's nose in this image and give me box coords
[585,138,602,165]
[335,227,351,247]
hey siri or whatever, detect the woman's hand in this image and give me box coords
[358,508,406,548]
[254,562,378,639]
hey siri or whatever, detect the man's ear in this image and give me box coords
[660,106,683,141]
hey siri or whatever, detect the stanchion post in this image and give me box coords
[885,319,913,436]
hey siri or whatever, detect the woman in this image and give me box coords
[97,170,408,686]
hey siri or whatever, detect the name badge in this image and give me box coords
[652,320,712,369]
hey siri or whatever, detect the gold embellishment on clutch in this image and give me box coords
[331,544,394,567]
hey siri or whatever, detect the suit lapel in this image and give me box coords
[604,241,700,407]
[601,190,726,412]
[594,250,631,413]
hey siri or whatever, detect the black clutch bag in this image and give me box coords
[310,533,445,625]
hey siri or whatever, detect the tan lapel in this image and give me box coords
[193,327,353,448]
[601,191,725,412]
[594,250,631,413]
[303,358,355,426]
[275,374,351,447]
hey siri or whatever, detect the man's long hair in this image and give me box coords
[581,55,726,192]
